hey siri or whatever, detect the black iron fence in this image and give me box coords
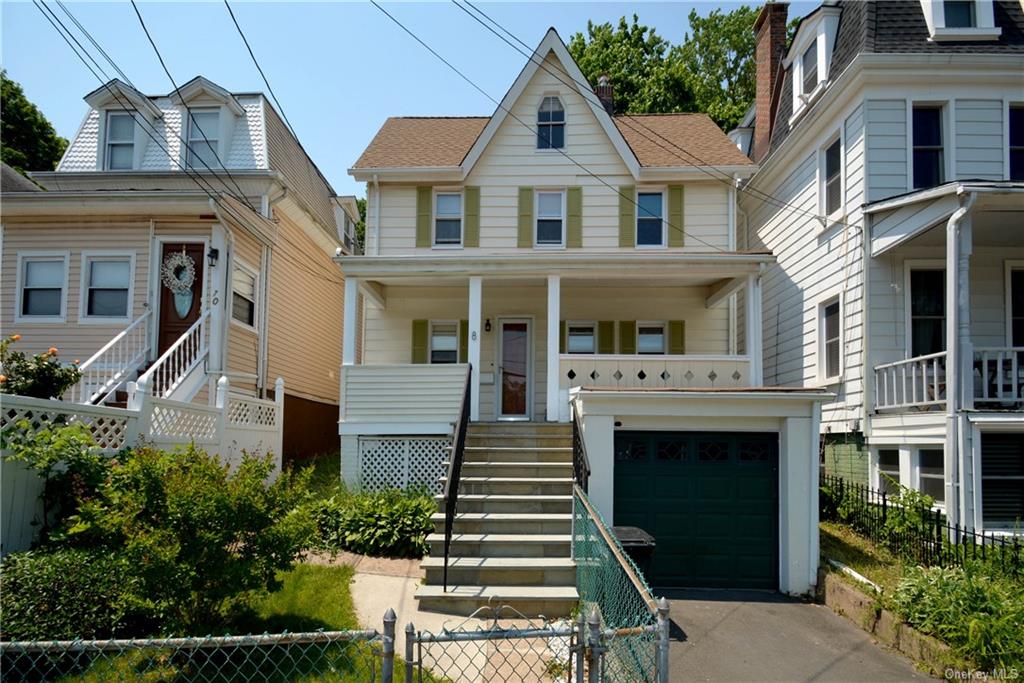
[820,474,1023,578]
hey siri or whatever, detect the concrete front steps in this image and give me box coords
[415,422,578,617]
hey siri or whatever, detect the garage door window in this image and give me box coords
[698,439,729,462]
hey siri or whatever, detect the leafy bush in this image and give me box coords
[890,566,1024,669]
[0,334,81,399]
[309,488,435,558]
[52,444,313,632]
[0,548,156,640]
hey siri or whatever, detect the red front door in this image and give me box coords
[157,243,205,354]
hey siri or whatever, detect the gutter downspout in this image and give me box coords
[728,176,739,355]
[944,190,977,532]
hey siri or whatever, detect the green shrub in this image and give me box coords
[0,548,156,640]
[309,488,435,558]
[0,334,81,399]
[890,566,1024,669]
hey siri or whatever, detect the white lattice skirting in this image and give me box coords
[357,437,450,493]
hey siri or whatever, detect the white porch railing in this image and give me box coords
[68,310,152,405]
[873,351,947,411]
[973,347,1024,405]
[558,354,753,392]
[137,310,210,399]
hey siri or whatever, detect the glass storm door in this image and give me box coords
[498,319,530,419]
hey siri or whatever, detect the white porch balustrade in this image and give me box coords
[559,354,753,392]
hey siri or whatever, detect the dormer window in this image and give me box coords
[537,96,565,149]
[944,0,975,27]
[105,112,134,170]
[920,0,1001,40]
[786,6,840,123]
[186,109,220,169]
[801,45,818,95]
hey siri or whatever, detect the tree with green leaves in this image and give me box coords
[567,15,693,115]
[1,70,67,174]
[355,197,366,252]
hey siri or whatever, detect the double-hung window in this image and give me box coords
[1011,268,1024,346]
[636,191,665,247]
[943,0,975,27]
[909,268,946,356]
[434,192,462,246]
[18,255,67,320]
[912,105,945,189]
[567,323,596,354]
[801,44,818,95]
[83,256,131,319]
[537,96,565,149]
[822,138,842,217]
[1010,105,1024,182]
[232,263,258,328]
[186,109,220,169]
[637,323,666,355]
[105,112,135,170]
[819,296,841,381]
[918,449,945,506]
[877,449,901,494]
[535,191,564,247]
[429,322,458,364]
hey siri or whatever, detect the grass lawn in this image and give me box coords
[819,521,903,592]
[229,563,358,634]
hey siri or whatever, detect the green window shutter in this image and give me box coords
[619,321,637,355]
[517,187,534,248]
[416,186,432,248]
[618,186,636,248]
[463,187,480,247]
[566,187,583,248]
[412,319,429,363]
[597,321,615,354]
[559,321,566,353]
[668,320,686,355]
[667,185,685,247]
[459,320,469,363]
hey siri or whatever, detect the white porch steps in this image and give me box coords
[415,422,578,617]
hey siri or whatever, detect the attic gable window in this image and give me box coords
[186,109,220,169]
[105,112,135,170]
[537,96,565,149]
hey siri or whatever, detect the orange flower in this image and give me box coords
[10,334,21,341]
[74,359,80,365]
[0,375,6,383]
[48,347,58,355]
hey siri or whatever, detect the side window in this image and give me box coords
[567,323,596,354]
[819,296,841,381]
[231,263,258,328]
[821,137,842,218]
[434,192,462,247]
[912,105,945,189]
[918,449,945,506]
[636,191,665,247]
[18,255,67,320]
[83,256,131,319]
[429,322,458,364]
[637,323,666,355]
[909,269,946,356]
[535,190,564,247]
[105,112,135,170]
[877,449,901,494]
[1010,105,1023,182]
[537,96,565,150]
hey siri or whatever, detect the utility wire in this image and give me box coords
[129,0,259,213]
[55,0,136,88]
[458,0,854,231]
[370,0,726,252]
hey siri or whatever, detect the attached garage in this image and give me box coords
[614,431,779,589]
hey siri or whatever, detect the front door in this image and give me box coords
[498,319,531,420]
[157,242,205,354]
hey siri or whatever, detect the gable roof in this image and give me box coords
[1,162,41,192]
[353,117,488,169]
[614,114,755,168]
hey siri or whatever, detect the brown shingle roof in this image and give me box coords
[352,112,753,171]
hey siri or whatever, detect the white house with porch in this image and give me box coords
[337,29,826,614]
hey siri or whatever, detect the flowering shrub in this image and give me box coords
[0,334,81,399]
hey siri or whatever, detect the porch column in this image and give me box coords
[468,276,482,422]
[343,276,359,366]
[745,273,764,386]
[546,275,561,421]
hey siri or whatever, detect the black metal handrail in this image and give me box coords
[571,399,591,493]
[442,363,472,592]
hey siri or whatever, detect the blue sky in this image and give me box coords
[2,1,814,197]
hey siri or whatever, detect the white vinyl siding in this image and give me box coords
[865,100,909,202]
[954,100,1004,181]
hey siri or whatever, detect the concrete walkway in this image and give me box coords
[666,588,931,682]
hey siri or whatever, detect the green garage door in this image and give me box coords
[614,431,779,589]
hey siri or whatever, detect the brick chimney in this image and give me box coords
[753,2,789,162]
[595,75,614,115]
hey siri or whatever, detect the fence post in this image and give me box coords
[657,597,670,683]
[381,608,395,683]
[587,606,604,683]
[274,377,285,463]
[404,623,414,683]
[127,378,151,440]
[575,610,586,683]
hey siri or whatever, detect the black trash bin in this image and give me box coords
[612,526,656,578]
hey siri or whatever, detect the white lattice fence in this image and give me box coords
[358,437,450,493]
[147,398,220,447]
[1,395,136,451]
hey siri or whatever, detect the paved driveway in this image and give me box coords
[665,589,930,682]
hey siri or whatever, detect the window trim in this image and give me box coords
[534,188,567,249]
[635,188,667,249]
[636,320,667,355]
[904,260,947,358]
[817,132,845,225]
[78,250,135,325]
[1005,260,1024,347]
[817,292,843,384]
[566,320,597,355]
[104,110,135,171]
[230,258,260,332]
[909,102,950,191]
[428,320,460,365]
[185,107,221,170]
[536,93,566,152]
[15,251,70,324]
[431,188,464,249]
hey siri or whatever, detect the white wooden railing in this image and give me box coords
[69,310,152,405]
[873,351,947,411]
[973,347,1024,405]
[137,310,210,399]
[559,354,752,392]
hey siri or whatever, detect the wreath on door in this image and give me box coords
[161,251,196,295]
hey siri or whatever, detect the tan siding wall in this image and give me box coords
[266,209,344,404]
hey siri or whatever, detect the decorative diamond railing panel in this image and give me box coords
[358,437,449,493]
[559,354,749,392]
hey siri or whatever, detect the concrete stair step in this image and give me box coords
[450,462,573,479]
[414,584,578,618]
[426,533,570,558]
[441,476,574,496]
[466,435,572,448]
[436,494,573,513]
[467,423,571,437]
[431,512,572,535]
[421,557,576,587]
[460,446,573,463]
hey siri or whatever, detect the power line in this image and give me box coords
[55,0,135,88]
[129,0,259,213]
[370,0,726,253]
